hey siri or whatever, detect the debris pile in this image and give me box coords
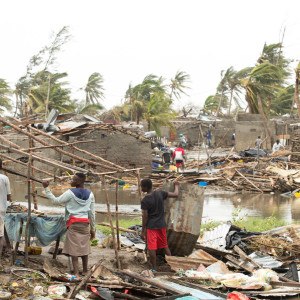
[151,153,300,194]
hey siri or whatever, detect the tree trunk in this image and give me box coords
[14,94,19,117]
[257,93,274,147]
[227,89,233,115]
[294,71,300,118]
[216,88,223,116]
[136,112,140,124]
[147,120,151,131]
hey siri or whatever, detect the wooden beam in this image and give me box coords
[20,140,95,152]
[11,119,46,126]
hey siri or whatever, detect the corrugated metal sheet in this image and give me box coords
[153,278,225,299]
[56,121,86,132]
[199,224,231,252]
[247,252,282,269]
[264,224,300,239]
[164,183,204,256]
[189,249,218,262]
[247,287,300,297]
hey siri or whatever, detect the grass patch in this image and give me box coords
[201,218,221,232]
[96,218,142,236]
[234,216,288,232]
[201,207,290,233]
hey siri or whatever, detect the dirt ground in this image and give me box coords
[0,240,170,285]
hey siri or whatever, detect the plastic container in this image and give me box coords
[199,181,207,187]
[295,192,300,198]
[28,246,42,255]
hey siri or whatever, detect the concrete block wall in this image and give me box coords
[69,129,152,175]
[235,121,276,151]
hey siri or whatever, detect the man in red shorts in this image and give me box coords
[173,145,186,172]
[140,179,179,270]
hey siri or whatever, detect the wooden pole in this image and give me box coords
[115,174,120,250]
[0,117,122,172]
[28,125,126,171]
[25,102,38,210]
[0,152,57,178]
[24,155,32,266]
[102,175,121,269]
[69,259,104,299]
[136,170,142,201]
[197,125,201,172]
[235,169,263,193]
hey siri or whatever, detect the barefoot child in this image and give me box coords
[140,179,179,270]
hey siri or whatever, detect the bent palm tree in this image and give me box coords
[83,72,105,105]
[0,79,12,112]
[170,71,190,101]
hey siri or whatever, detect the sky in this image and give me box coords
[1,0,300,111]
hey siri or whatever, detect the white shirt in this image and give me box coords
[0,174,10,218]
[272,142,283,153]
[180,136,186,143]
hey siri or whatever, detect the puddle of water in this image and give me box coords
[10,181,300,224]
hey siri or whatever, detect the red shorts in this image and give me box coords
[147,228,168,250]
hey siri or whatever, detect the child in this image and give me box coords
[140,179,179,270]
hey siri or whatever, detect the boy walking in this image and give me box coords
[43,173,95,278]
[140,179,179,270]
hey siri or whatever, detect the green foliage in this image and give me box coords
[83,72,105,105]
[28,71,75,113]
[234,216,288,232]
[143,92,177,135]
[96,218,141,236]
[170,71,190,100]
[231,206,248,224]
[0,78,12,112]
[201,218,221,232]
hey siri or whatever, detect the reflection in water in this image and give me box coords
[10,181,300,223]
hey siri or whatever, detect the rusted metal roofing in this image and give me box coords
[166,255,216,272]
[56,121,86,132]
[164,183,204,256]
[264,224,300,239]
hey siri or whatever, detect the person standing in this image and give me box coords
[255,136,262,149]
[172,145,186,172]
[140,179,179,270]
[272,139,284,153]
[0,160,11,267]
[206,131,211,147]
[179,133,186,148]
[42,173,95,278]
[231,133,235,146]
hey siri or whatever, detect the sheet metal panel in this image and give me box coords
[164,183,204,256]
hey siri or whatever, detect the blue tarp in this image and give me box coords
[5,213,67,247]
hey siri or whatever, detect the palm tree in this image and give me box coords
[28,72,75,113]
[125,74,167,124]
[294,63,300,118]
[83,72,105,105]
[169,71,190,101]
[216,69,230,116]
[143,92,176,135]
[272,85,294,115]
[226,67,251,115]
[0,79,12,112]
[241,62,283,145]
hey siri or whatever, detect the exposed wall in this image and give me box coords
[235,121,276,151]
[69,129,152,175]
[3,130,152,179]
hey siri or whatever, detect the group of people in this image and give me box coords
[255,135,284,153]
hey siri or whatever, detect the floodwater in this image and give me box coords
[10,180,300,224]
